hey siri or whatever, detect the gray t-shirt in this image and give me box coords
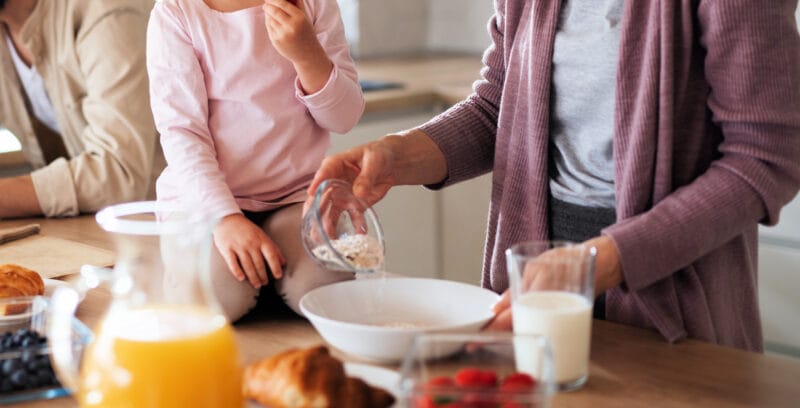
[548,0,624,208]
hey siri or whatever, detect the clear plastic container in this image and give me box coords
[302,179,386,273]
[399,332,556,407]
[0,296,92,404]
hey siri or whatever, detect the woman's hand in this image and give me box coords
[304,130,448,217]
[263,0,333,94]
[585,235,623,296]
[484,236,623,331]
[306,140,398,214]
[214,213,286,289]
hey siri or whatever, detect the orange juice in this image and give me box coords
[79,305,243,408]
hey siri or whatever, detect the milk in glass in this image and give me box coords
[512,291,592,383]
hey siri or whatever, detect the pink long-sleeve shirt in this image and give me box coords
[147,0,364,219]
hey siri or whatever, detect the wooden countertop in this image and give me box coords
[356,55,484,114]
[3,215,800,407]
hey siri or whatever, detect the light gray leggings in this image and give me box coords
[171,202,352,322]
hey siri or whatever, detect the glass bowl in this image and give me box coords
[302,179,386,273]
[0,296,92,404]
[399,332,556,407]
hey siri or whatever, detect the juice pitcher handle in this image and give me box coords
[47,264,113,392]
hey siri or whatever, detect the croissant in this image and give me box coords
[0,264,45,315]
[0,264,44,298]
[244,345,395,408]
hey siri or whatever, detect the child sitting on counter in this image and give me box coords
[146,0,364,320]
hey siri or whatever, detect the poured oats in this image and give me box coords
[313,234,384,271]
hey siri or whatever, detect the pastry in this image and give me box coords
[244,345,395,408]
[0,264,45,315]
[0,264,44,297]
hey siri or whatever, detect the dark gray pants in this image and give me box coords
[548,196,616,319]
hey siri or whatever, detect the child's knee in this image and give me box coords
[215,285,259,322]
[278,261,353,316]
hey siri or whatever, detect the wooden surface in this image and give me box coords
[0,233,114,278]
[357,55,483,114]
[3,215,800,407]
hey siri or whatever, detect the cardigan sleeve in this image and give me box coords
[417,0,508,188]
[604,0,800,291]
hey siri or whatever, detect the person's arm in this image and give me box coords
[264,0,364,134]
[306,0,510,209]
[0,176,42,218]
[29,6,160,217]
[306,128,447,208]
[146,3,240,220]
[416,0,512,188]
[602,1,800,292]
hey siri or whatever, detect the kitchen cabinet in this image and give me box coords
[759,194,800,358]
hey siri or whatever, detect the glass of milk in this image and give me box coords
[505,240,596,391]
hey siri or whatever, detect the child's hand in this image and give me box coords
[263,0,333,94]
[214,213,286,289]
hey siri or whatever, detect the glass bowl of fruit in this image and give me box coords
[0,296,92,403]
[399,332,555,407]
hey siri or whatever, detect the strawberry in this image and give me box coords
[500,372,536,392]
[427,376,455,388]
[414,395,437,408]
[454,367,497,388]
[439,403,466,408]
[461,392,498,408]
[478,370,498,387]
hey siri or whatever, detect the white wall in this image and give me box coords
[338,0,492,58]
[427,0,493,54]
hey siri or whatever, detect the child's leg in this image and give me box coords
[260,202,353,315]
[206,244,260,322]
[161,214,259,322]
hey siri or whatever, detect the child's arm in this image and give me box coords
[263,0,364,134]
[147,4,238,220]
[263,0,333,94]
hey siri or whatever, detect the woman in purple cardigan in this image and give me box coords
[306,0,800,351]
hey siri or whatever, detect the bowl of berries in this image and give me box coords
[0,296,92,403]
[399,332,556,407]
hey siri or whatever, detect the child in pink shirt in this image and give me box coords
[147,0,364,321]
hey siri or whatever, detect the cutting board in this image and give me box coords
[0,234,114,278]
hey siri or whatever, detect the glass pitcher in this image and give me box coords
[47,201,243,407]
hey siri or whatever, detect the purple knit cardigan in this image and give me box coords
[420,0,800,351]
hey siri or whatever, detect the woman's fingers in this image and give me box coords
[484,307,513,332]
[492,290,511,314]
[354,143,393,204]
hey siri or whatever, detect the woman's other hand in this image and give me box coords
[585,235,623,296]
[214,213,286,289]
[483,235,623,331]
[263,0,333,94]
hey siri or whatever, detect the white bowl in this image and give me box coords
[299,277,500,363]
